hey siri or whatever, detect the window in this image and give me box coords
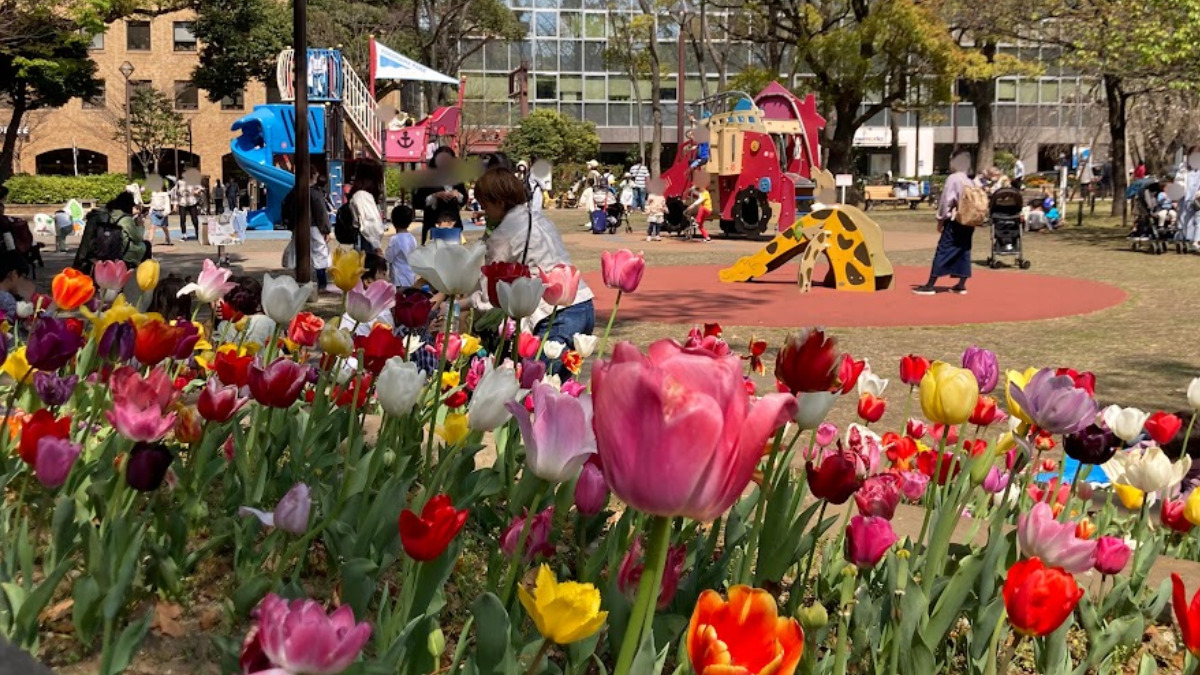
[83,80,106,109]
[126,20,151,51]
[89,31,105,50]
[535,12,557,37]
[560,76,583,101]
[534,76,557,100]
[584,76,606,100]
[584,14,606,38]
[1040,79,1060,104]
[996,79,1017,102]
[174,81,199,110]
[130,79,153,94]
[173,21,197,51]
[221,89,245,110]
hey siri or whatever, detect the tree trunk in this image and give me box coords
[888,109,901,177]
[825,98,860,174]
[0,99,28,183]
[961,43,997,174]
[639,0,663,176]
[1104,73,1128,217]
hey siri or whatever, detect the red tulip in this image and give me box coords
[962,439,988,458]
[444,389,469,409]
[856,393,886,423]
[929,423,959,445]
[883,432,919,470]
[398,494,469,561]
[805,451,863,505]
[1003,557,1083,637]
[1054,368,1096,396]
[1145,411,1183,446]
[1162,499,1194,534]
[287,312,324,348]
[197,379,248,423]
[482,261,530,307]
[1172,573,1200,657]
[214,350,254,388]
[969,395,1006,426]
[905,418,928,439]
[835,354,865,395]
[248,358,308,408]
[899,354,931,386]
[133,317,186,366]
[17,409,72,465]
[774,328,839,394]
[354,325,406,375]
[916,450,959,485]
[330,373,373,409]
[518,332,540,359]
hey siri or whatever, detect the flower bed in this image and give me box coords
[2,244,1199,674]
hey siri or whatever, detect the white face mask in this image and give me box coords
[1189,152,1200,170]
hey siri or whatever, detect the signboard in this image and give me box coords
[385,127,428,163]
[835,174,854,187]
[853,127,892,147]
[203,215,243,247]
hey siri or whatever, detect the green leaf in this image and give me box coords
[470,593,514,673]
[73,576,103,644]
[232,576,274,616]
[101,525,146,621]
[14,555,75,646]
[409,538,461,619]
[102,607,153,675]
[924,554,982,645]
[49,495,78,568]
[339,558,380,620]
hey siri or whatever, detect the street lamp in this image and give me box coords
[671,0,692,150]
[119,61,135,179]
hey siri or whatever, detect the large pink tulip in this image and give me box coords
[591,340,796,522]
[845,514,898,567]
[93,260,133,291]
[251,593,371,675]
[345,279,397,324]
[1017,501,1097,574]
[600,249,645,293]
[539,263,582,306]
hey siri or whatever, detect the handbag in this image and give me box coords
[281,239,297,269]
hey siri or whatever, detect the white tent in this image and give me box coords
[371,39,458,86]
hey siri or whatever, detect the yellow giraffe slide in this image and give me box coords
[718,205,894,293]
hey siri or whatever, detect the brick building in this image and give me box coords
[2,10,269,182]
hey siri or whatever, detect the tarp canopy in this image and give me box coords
[371,39,458,85]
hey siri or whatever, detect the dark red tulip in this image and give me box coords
[248,358,307,408]
[481,261,530,308]
[775,328,839,394]
[125,442,173,492]
[392,289,435,329]
[805,451,863,504]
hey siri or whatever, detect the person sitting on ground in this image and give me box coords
[0,250,34,319]
[385,204,418,288]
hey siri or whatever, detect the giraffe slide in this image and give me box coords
[718,205,894,293]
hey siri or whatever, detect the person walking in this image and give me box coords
[1011,158,1025,191]
[913,152,979,295]
[225,180,241,213]
[171,177,200,240]
[213,179,225,215]
[282,166,332,289]
[630,159,650,210]
[1177,148,1200,252]
[148,187,173,246]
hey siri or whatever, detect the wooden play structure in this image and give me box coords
[718,205,894,293]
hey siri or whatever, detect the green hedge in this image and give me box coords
[2,173,132,205]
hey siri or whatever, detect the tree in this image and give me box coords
[113,87,187,176]
[0,0,101,182]
[500,109,599,165]
[605,9,655,170]
[191,0,291,102]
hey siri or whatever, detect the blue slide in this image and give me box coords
[230,104,326,230]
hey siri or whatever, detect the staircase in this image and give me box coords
[276,49,383,159]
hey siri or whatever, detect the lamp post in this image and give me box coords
[672,0,692,150]
[119,61,135,179]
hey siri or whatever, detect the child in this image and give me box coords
[645,189,666,242]
[53,208,72,253]
[386,204,418,287]
[1154,187,1178,229]
[686,180,713,242]
[149,274,192,320]
[428,213,464,243]
[0,250,33,319]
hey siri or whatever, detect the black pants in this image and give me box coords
[179,204,199,236]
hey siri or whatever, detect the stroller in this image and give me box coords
[1127,178,1182,254]
[986,187,1031,269]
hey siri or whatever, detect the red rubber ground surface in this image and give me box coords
[584,264,1128,328]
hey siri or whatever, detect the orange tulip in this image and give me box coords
[134,317,185,366]
[52,268,95,311]
[687,585,803,675]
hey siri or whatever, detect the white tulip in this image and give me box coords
[794,390,838,430]
[334,357,358,384]
[573,333,599,359]
[1188,377,1200,410]
[377,358,426,416]
[497,277,545,319]
[857,362,889,398]
[408,240,486,296]
[1102,405,1150,443]
[542,340,566,360]
[541,374,563,390]
[468,362,520,430]
[262,273,315,325]
[402,334,425,356]
[1101,446,1191,494]
[15,301,33,319]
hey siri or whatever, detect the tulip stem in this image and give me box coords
[996,633,1023,675]
[534,308,558,360]
[830,567,857,675]
[1183,413,1197,460]
[742,426,787,584]
[798,500,828,600]
[916,434,949,554]
[525,638,551,675]
[613,515,672,675]
[424,294,457,473]
[596,290,622,361]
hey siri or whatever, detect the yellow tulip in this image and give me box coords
[1,347,33,382]
[330,248,366,293]
[1113,483,1145,510]
[995,431,1016,456]
[442,371,461,390]
[518,564,608,645]
[80,294,138,339]
[437,413,469,445]
[1004,368,1038,425]
[137,259,161,292]
[319,325,354,357]
[1185,487,1200,526]
[918,361,979,426]
[461,334,482,357]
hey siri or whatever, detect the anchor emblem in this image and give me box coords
[396,132,414,149]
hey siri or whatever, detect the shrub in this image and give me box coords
[2,173,132,205]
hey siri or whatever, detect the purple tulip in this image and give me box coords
[982,467,1010,494]
[171,320,202,360]
[25,316,84,371]
[961,346,999,394]
[240,483,311,534]
[1017,502,1097,573]
[500,506,554,562]
[1093,536,1132,575]
[1007,368,1099,435]
[519,358,547,390]
[98,322,135,362]
[574,459,608,516]
[34,436,81,489]
[1064,424,1118,465]
[125,442,173,492]
[845,515,898,568]
[33,372,79,407]
[0,332,8,365]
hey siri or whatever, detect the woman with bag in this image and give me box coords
[913,152,981,296]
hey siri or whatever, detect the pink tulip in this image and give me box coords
[539,263,582,306]
[504,382,597,483]
[816,422,839,447]
[106,402,177,442]
[618,537,687,609]
[428,332,463,362]
[500,506,555,562]
[197,379,249,423]
[854,474,901,519]
[845,423,882,476]
[561,380,587,398]
[845,515,898,567]
[906,418,928,439]
[1093,536,1132,575]
[178,258,237,304]
[982,467,1010,494]
[898,470,929,501]
[93,260,133,291]
[591,340,796,521]
[111,366,175,411]
[251,593,371,675]
[517,332,540,360]
[574,458,608,515]
[345,279,397,324]
[1017,501,1097,574]
[466,357,488,391]
[35,436,81,489]
[600,249,645,293]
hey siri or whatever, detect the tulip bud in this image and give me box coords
[969,456,993,486]
[574,460,608,516]
[319,324,354,357]
[427,628,446,657]
[1189,378,1200,411]
[796,604,828,630]
[136,259,161,292]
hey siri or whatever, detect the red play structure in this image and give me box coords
[662,83,825,237]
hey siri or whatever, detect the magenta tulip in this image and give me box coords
[898,470,929,501]
[34,436,81,489]
[500,506,555,562]
[591,340,796,522]
[252,593,371,675]
[1017,501,1097,574]
[106,401,176,442]
[248,358,308,409]
[539,263,583,306]
[600,249,645,293]
[197,379,249,423]
[816,422,839,447]
[854,474,901,519]
[982,467,1011,494]
[845,515,898,567]
[574,457,609,516]
[1093,536,1132,575]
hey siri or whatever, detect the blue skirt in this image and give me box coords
[931,222,975,279]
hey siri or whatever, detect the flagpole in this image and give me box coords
[72,138,78,176]
[368,36,377,100]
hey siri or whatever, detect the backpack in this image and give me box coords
[334,202,359,245]
[86,209,128,262]
[956,185,990,226]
